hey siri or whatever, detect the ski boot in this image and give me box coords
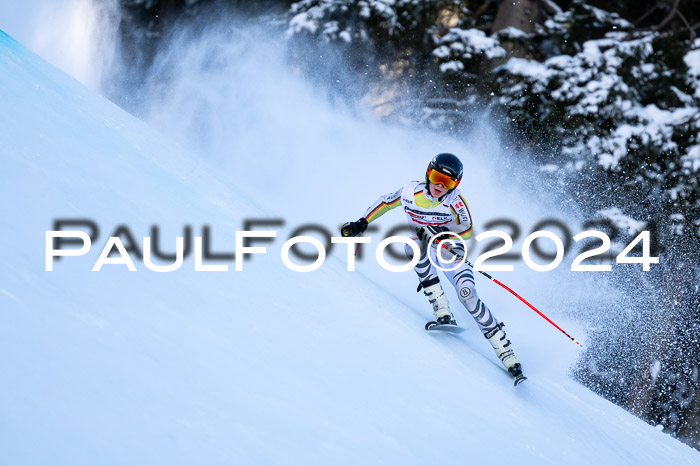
[485,323,526,384]
[423,282,456,325]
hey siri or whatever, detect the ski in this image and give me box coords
[513,374,528,386]
[425,321,466,334]
[509,364,528,386]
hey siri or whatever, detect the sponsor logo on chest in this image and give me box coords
[404,206,452,225]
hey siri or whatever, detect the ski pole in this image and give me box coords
[435,239,581,346]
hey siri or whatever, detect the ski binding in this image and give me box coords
[509,364,528,386]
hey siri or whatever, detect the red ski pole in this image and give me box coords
[437,241,581,346]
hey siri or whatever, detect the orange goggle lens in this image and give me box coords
[427,168,458,189]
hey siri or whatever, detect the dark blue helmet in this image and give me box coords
[426,153,463,190]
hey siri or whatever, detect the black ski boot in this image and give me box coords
[485,323,527,386]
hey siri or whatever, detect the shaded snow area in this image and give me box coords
[0,29,699,466]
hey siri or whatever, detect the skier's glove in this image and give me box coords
[341,217,368,237]
[417,225,449,245]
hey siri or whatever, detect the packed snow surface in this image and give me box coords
[0,30,698,465]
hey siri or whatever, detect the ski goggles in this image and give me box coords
[427,168,459,189]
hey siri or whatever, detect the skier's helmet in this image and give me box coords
[426,153,463,190]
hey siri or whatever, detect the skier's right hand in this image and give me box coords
[341,218,368,237]
[417,225,448,244]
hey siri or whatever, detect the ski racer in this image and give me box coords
[341,153,523,378]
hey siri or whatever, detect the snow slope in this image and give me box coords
[0,30,698,465]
